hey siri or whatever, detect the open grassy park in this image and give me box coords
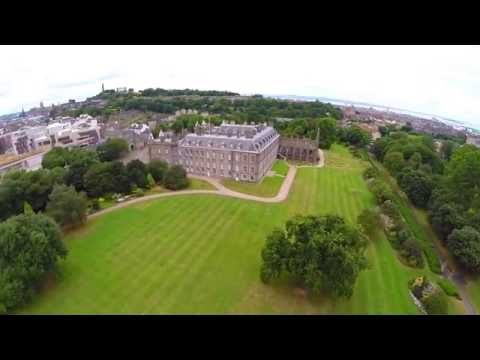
[20,145,465,314]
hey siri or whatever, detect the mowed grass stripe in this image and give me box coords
[157,200,248,313]
[126,198,231,311]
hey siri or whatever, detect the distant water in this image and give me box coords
[264,94,480,134]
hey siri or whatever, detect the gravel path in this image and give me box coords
[89,163,300,219]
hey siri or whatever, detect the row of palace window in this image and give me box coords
[181,159,255,173]
[186,167,256,181]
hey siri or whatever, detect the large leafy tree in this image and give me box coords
[41,147,71,169]
[84,161,131,197]
[64,148,100,191]
[260,215,368,298]
[383,151,406,176]
[147,160,169,183]
[447,226,480,273]
[163,165,189,190]
[341,125,372,148]
[397,168,434,208]
[96,138,129,162]
[0,168,65,221]
[46,185,88,229]
[126,159,149,189]
[0,213,67,312]
[445,145,480,208]
[430,203,465,241]
[316,117,337,149]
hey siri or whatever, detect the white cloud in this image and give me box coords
[0,45,479,128]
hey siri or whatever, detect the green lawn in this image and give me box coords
[20,144,463,314]
[220,160,288,197]
[187,178,216,190]
[271,160,289,176]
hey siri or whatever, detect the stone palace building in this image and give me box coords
[149,121,280,182]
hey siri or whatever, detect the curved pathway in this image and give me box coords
[89,163,301,220]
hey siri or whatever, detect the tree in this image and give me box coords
[65,149,100,191]
[423,289,448,315]
[42,147,70,169]
[445,145,480,208]
[378,125,389,137]
[126,159,149,189]
[46,185,88,229]
[260,215,368,298]
[163,165,189,190]
[0,168,66,221]
[84,162,113,198]
[96,138,129,162]
[147,160,169,183]
[430,202,465,241]
[447,226,480,273]
[357,208,381,237]
[383,151,406,176]
[0,213,67,312]
[316,117,337,149]
[397,168,434,208]
[341,126,372,148]
[441,140,457,161]
[147,173,156,189]
[260,228,291,283]
[408,152,422,170]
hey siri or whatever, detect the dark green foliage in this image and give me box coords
[371,137,390,161]
[437,278,461,300]
[163,165,189,190]
[397,168,434,208]
[445,145,480,208]
[0,213,67,312]
[340,125,372,148]
[362,166,379,180]
[423,289,448,315]
[447,226,480,273]
[368,178,395,203]
[430,203,465,241]
[42,147,70,169]
[260,215,368,298]
[317,117,337,149]
[84,161,131,198]
[97,138,129,162]
[147,160,169,183]
[126,160,149,189]
[46,185,88,229]
[64,149,100,191]
[383,151,406,176]
[0,168,66,221]
[357,208,381,237]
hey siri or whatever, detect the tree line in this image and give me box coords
[371,130,480,274]
[0,138,189,313]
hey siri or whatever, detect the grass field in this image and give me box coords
[220,160,287,197]
[271,160,289,176]
[20,144,464,314]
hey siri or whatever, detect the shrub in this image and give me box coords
[91,199,100,211]
[423,289,448,315]
[437,278,461,300]
[363,166,379,180]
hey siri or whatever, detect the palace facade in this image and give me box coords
[149,121,280,182]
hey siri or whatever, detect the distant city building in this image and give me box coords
[0,114,102,155]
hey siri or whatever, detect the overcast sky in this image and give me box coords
[1,45,480,128]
